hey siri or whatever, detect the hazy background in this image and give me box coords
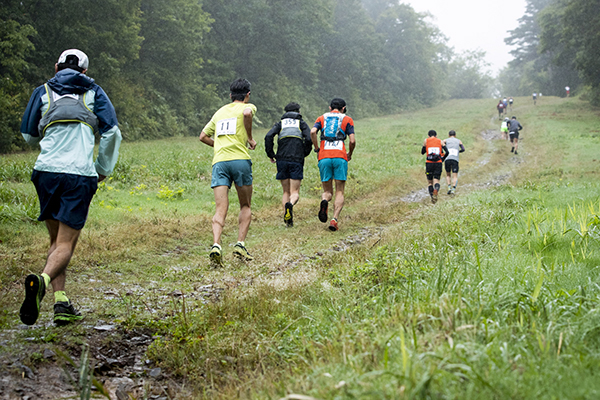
[404,0,527,74]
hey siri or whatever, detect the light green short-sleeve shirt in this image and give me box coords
[203,102,257,165]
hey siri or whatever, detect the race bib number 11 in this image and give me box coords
[216,117,237,136]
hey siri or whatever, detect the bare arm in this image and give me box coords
[310,127,319,152]
[243,108,256,150]
[347,134,356,161]
[199,131,214,147]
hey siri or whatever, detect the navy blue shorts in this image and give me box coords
[31,170,98,230]
[276,160,304,180]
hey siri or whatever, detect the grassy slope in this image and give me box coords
[1,96,599,398]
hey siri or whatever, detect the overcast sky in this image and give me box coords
[402,0,527,75]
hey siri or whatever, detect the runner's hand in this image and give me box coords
[247,139,257,150]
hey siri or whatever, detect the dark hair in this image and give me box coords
[512,116,517,119]
[330,98,346,111]
[284,102,301,112]
[57,55,85,73]
[428,130,437,137]
[230,78,251,101]
[448,130,456,136]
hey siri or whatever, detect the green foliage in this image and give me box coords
[0,0,500,151]
[0,14,35,153]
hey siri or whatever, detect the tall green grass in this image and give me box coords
[2,95,600,398]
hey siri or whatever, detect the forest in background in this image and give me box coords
[1,0,598,154]
[499,0,600,102]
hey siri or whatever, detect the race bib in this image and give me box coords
[282,118,300,128]
[428,147,440,155]
[324,140,344,151]
[449,149,459,157]
[216,117,237,136]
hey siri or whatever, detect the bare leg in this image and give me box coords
[212,186,229,245]
[321,180,333,202]
[235,183,253,243]
[289,179,301,205]
[43,220,81,292]
[332,180,346,220]
[280,179,291,208]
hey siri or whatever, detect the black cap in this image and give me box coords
[284,102,301,112]
[330,98,346,110]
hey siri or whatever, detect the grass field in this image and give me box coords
[1,95,600,399]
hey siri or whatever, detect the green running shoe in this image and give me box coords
[233,243,254,261]
[209,245,224,267]
[53,301,83,326]
[20,274,46,325]
[284,202,293,227]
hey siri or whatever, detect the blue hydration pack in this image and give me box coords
[320,112,346,142]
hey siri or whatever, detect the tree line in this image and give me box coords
[1,0,496,153]
[499,0,600,104]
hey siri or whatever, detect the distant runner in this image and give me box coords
[497,100,505,118]
[533,93,537,105]
[264,102,312,227]
[508,115,523,155]
[444,130,465,195]
[199,78,257,265]
[310,98,356,231]
[421,130,448,204]
[500,117,509,140]
[509,97,514,111]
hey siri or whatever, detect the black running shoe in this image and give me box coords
[54,300,83,326]
[514,151,518,155]
[318,199,328,223]
[53,301,83,326]
[284,202,293,227]
[511,147,514,153]
[20,274,46,325]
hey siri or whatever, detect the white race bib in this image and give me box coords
[449,149,459,157]
[216,117,237,136]
[428,147,440,155]
[281,118,300,128]
[324,140,344,151]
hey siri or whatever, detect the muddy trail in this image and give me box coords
[0,127,527,399]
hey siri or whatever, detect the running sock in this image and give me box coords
[428,186,434,195]
[236,241,245,247]
[212,243,221,249]
[54,291,69,303]
[41,273,51,287]
[434,183,440,191]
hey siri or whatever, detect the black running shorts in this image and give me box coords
[425,162,443,180]
[445,159,459,173]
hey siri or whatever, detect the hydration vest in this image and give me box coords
[320,112,346,142]
[279,113,303,141]
[38,84,99,135]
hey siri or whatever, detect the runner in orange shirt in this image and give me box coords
[310,98,356,231]
[421,130,448,204]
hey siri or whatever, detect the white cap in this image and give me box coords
[57,49,89,70]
